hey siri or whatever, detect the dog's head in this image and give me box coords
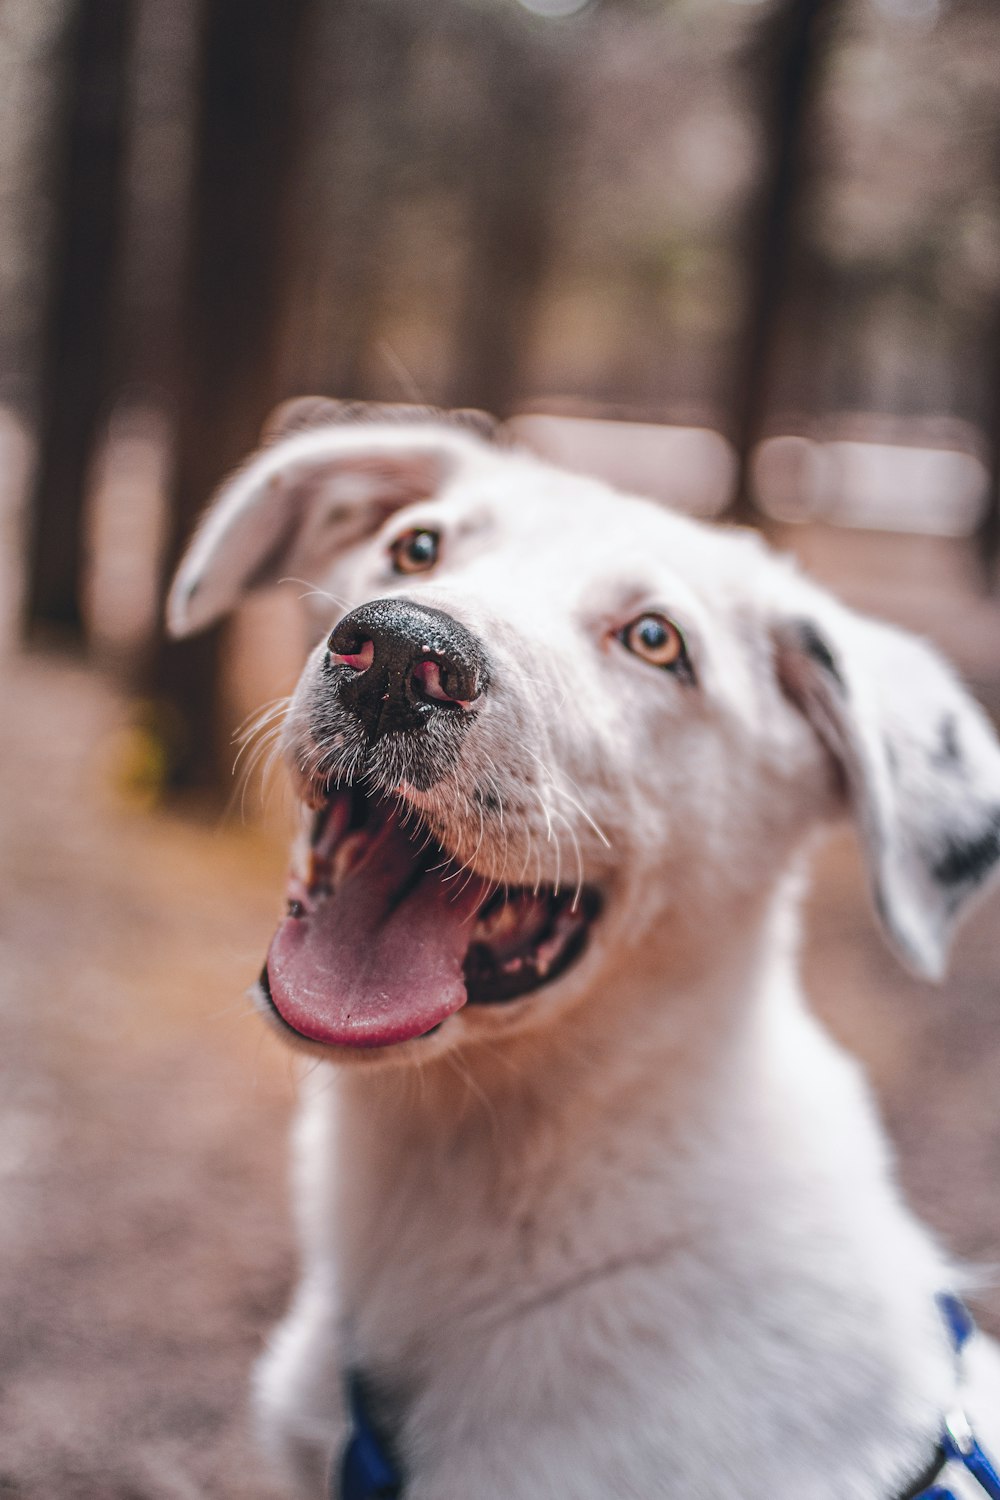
[169,401,1000,1063]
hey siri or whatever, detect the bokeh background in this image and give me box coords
[2,0,1000,1494]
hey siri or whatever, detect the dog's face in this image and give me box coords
[169,403,1000,1065]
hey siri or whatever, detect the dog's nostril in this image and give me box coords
[329,637,374,672]
[411,657,478,708]
[327,599,490,741]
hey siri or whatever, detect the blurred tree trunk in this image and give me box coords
[724,0,840,523]
[447,29,565,418]
[979,357,1000,590]
[283,2,564,418]
[278,0,413,400]
[23,0,135,645]
[977,171,1000,590]
[147,0,317,794]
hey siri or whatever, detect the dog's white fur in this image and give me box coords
[170,408,1000,1499]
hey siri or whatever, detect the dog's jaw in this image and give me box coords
[254,781,604,1063]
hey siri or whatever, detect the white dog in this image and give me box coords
[169,402,1000,1500]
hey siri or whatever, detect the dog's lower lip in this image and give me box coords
[463,885,600,1005]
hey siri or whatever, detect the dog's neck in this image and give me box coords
[309,879,955,1496]
[326,881,837,1316]
[337,878,789,1171]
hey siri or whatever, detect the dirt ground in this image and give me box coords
[0,653,294,1499]
[2,561,1000,1497]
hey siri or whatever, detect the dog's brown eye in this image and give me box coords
[391,528,439,575]
[621,613,688,672]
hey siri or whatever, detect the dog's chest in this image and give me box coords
[326,1071,957,1500]
[346,1263,956,1500]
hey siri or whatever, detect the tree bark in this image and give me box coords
[23,0,135,644]
[978,367,1000,590]
[447,27,565,418]
[278,0,414,401]
[147,0,317,793]
[725,0,840,523]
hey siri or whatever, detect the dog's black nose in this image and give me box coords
[328,599,490,742]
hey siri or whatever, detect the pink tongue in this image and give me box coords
[266,810,487,1048]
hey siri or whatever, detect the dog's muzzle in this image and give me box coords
[265,599,602,1050]
[328,599,490,743]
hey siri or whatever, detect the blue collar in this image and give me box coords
[332,1294,998,1500]
[912,1292,1000,1500]
[337,1372,402,1500]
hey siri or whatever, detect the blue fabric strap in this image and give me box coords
[938,1419,1000,1500]
[335,1373,402,1500]
[938,1292,976,1355]
[911,1296,1000,1500]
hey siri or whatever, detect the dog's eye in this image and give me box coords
[391,528,440,575]
[621,613,689,673]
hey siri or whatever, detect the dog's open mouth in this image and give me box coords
[262,786,600,1049]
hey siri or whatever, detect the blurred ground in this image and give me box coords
[1,534,1000,1497]
[0,652,294,1500]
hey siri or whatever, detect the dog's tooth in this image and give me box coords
[533,914,575,970]
[476,900,520,942]
[332,830,370,887]
[485,892,548,940]
[313,795,352,857]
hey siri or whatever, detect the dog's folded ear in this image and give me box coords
[166,403,498,638]
[775,606,1000,979]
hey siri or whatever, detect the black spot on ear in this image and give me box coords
[931,714,964,772]
[932,809,1000,888]
[186,579,200,598]
[797,620,845,691]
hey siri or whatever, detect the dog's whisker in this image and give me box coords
[516,825,534,888]
[236,721,288,824]
[278,576,357,613]
[204,995,265,1023]
[524,778,564,894]
[453,801,488,898]
[236,718,285,784]
[475,756,512,887]
[550,782,611,852]
[233,726,284,792]
[231,700,290,780]
[550,807,585,912]
[443,1049,501,1143]
[222,720,285,826]
[523,745,612,852]
[258,735,292,814]
[232,716,288,777]
[233,694,292,745]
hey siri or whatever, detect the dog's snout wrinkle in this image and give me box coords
[328,598,490,744]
